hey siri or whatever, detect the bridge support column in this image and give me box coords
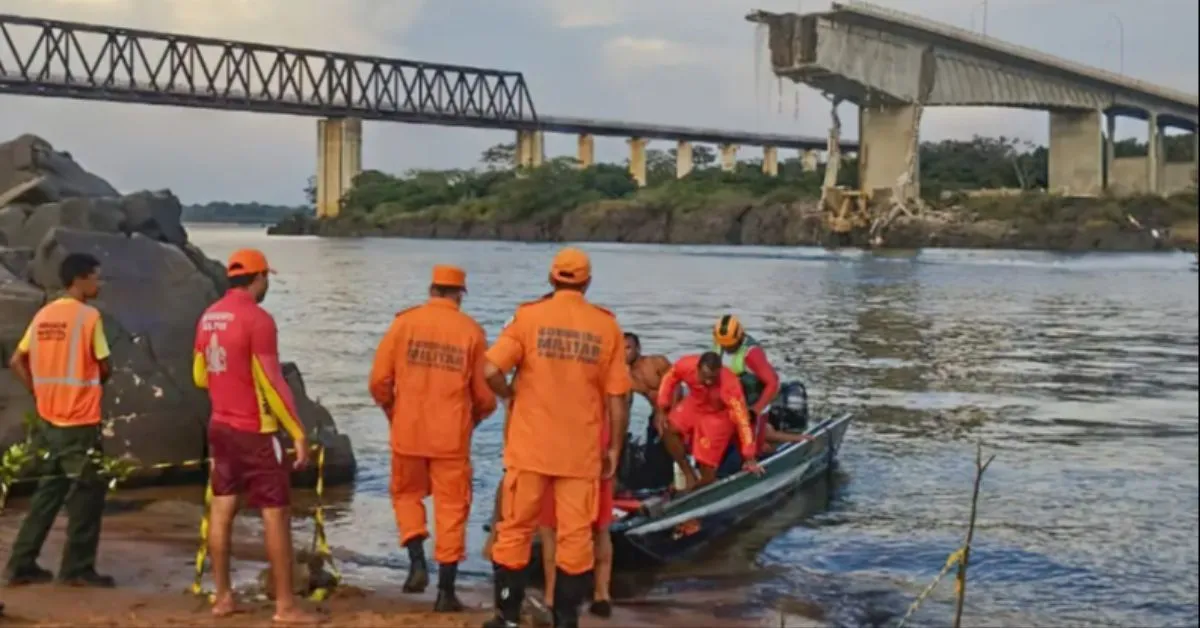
[1048,109,1103,197]
[628,137,648,187]
[1146,113,1160,195]
[516,130,544,168]
[577,134,594,168]
[762,146,779,177]
[1104,112,1117,191]
[315,117,362,219]
[719,143,738,172]
[801,149,819,173]
[676,141,693,179]
[858,104,920,201]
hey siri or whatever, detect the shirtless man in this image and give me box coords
[625,333,671,410]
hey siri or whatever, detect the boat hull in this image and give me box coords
[610,413,851,569]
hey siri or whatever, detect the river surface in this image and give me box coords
[188,225,1199,627]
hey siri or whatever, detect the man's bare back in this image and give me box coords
[629,355,670,407]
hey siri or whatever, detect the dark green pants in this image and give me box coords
[5,423,106,579]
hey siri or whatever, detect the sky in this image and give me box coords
[0,0,1196,205]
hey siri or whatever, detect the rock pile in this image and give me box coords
[0,134,355,485]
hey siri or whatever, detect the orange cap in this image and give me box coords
[226,248,274,277]
[431,264,467,289]
[549,247,591,285]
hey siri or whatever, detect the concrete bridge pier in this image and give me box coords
[858,103,920,201]
[628,137,648,187]
[315,117,362,219]
[719,143,738,171]
[676,141,694,178]
[1146,113,1161,194]
[1048,109,1104,196]
[577,134,594,168]
[762,146,779,176]
[516,130,545,168]
[801,149,819,173]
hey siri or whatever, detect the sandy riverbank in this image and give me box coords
[0,490,779,627]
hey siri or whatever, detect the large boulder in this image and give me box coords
[0,135,355,486]
[0,134,119,204]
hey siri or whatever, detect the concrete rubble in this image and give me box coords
[0,134,355,486]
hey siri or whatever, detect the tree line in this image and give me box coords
[324,133,1195,221]
[183,201,312,224]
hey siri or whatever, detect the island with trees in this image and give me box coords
[269,135,1197,252]
[183,200,312,225]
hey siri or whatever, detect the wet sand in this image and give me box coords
[0,491,776,627]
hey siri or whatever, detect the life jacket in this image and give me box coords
[27,297,104,427]
[712,333,768,407]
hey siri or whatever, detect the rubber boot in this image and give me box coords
[482,563,525,628]
[402,537,429,593]
[433,562,464,613]
[551,569,590,628]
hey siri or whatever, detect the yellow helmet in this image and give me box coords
[713,314,744,349]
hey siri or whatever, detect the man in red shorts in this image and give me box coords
[655,352,764,491]
[536,416,616,619]
[192,248,321,625]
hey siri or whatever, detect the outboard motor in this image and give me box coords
[616,422,675,492]
[767,380,810,433]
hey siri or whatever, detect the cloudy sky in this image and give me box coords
[1,0,1196,205]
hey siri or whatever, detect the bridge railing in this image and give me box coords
[0,13,538,128]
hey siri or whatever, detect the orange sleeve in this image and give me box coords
[469,327,498,422]
[368,318,401,408]
[655,364,680,410]
[720,371,756,458]
[485,313,525,373]
[603,328,633,396]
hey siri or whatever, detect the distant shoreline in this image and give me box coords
[266,197,1199,254]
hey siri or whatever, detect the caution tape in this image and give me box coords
[0,437,341,604]
[187,444,342,604]
[895,546,965,628]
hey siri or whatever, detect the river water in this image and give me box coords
[188,225,1199,627]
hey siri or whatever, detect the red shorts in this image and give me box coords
[668,396,736,469]
[208,421,291,509]
[539,478,614,530]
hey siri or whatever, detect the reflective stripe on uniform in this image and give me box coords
[30,305,101,388]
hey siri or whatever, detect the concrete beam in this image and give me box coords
[720,143,738,172]
[676,141,694,179]
[859,103,919,200]
[577,133,594,168]
[1048,109,1103,197]
[628,137,648,187]
[315,117,362,219]
[762,146,779,177]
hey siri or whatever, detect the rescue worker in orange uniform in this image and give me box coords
[5,253,114,588]
[533,330,673,619]
[192,249,321,625]
[655,352,764,491]
[483,247,631,628]
[536,412,614,619]
[368,265,497,613]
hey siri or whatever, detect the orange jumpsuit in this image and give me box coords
[657,355,756,469]
[487,290,631,576]
[368,296,496,565]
